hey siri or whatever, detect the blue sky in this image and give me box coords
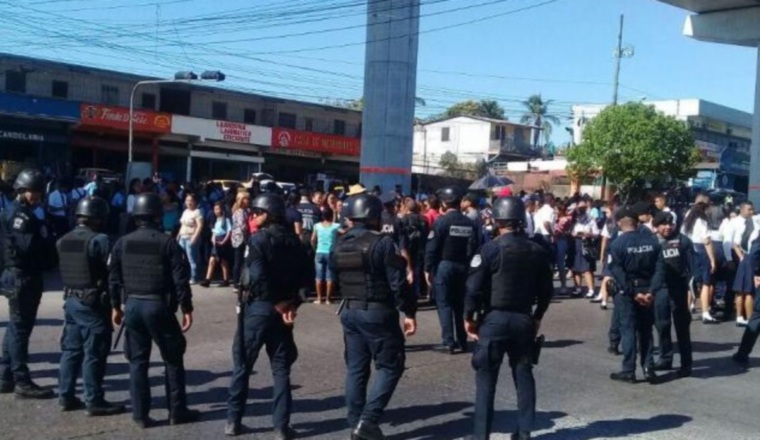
[1,0,756,144]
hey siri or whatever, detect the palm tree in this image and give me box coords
[520,94,561,152]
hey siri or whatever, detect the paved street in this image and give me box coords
[1,280,759,440]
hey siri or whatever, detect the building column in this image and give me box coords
[186,143,193,183]
[749,43,760,206]
[359,0,420,195]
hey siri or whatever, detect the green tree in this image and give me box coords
[567,102,699,202]
[443,99,506,120]
[438,151,480,180]
[520,94,561,149]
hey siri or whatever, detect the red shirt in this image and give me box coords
[424,209,440,229]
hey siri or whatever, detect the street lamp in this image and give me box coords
[127,70,225,162]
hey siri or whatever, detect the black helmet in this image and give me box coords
[13,168,45,193]
[251,193,285,219]
[492,197,526,222]
[437,186,462,205]
[132,193,163,217]
[348,194,382,221]
[75,196,109,220]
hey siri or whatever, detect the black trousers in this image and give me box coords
[654,282,692,369]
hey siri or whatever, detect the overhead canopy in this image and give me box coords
[659,0,760,13]
[659,0,760,47]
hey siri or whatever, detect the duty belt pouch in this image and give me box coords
[79,290,101,308]
[0,270,19,299]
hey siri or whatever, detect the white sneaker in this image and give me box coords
[737,317,749,327]
[590,295,603,303]
[702,313,718,324]
[585,290,596,299]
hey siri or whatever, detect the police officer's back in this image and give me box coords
[0,169,57,398]
[108,192,198,427]
[424,186,477,354]
[57,196,125,415]
[332,194,417,440]
[225,193,307,440]
[608,208,665,383]
[464,197,552,440]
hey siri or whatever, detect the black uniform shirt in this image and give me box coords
[1,200,55,272]
[381,210,407,251]
[609,229,665,295]
[285,207,303,234]
[335,224,417,318]
[657,232,695,286]
[424,209,477,273]
[296,202,321,232]
[108,226,193,313]
[246,224,307,304]
[464,232,553,321]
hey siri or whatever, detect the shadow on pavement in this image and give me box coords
[690,341,737,353]
[537,414,692,440]
[543,340,583,349]
[688,356,750,379]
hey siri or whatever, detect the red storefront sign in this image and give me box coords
[79,103,172,134]
[272,128,360,156]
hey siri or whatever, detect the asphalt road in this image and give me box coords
[1,280,759,440]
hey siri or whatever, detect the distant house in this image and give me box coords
[412,115,540,175]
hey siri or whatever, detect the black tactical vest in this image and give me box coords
[660,236,685,280]
[333,231,393,302]
[441,213,474,263]
[57,227,102,290]
[256,225,305,302]
[490,235,546,314]
[119,227,168,296]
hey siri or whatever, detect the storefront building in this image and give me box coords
[72,103,172,174]
[266,128,360,184]
[166,116,267,182]
[0,91,78,176]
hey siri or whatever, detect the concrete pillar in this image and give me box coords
[749,44,760,206]
[359,0,420,195]
[186,143,193,183]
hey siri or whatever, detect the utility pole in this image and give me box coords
[602,14,634,200]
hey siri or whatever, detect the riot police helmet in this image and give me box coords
[492,196,526,222]
[437,186,462,205]
[75,196,109,220]
[132,193,163,218]
[251,193,286,219]
[13,168,46,193]
[347,194,382,221]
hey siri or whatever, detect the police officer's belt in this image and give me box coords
[345,300,394,311]
[627,279,650,288]
[490,306,532,315]
[127,293,164,301]
[64,288,103,307]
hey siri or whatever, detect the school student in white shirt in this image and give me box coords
[682,202,720,323]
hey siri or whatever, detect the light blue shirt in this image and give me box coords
[212,217,232,239]
[314,222,340,254]
[84,182,98,196]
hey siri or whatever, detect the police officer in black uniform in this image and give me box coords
[425,186,477,354]
[652,211,694,377]
[57,196,125,415]
[608,208,665,383]
[0,168,56,398]
[464,197,552,440]
[225,193,307,440]
[333,194,417,440]
[108,193,199,427]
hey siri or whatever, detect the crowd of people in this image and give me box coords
[3,166,760,440]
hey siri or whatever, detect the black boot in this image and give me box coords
[609,372,636,383]
[14,381,54,399]
[0,380,14,394]
[352,420,385,440]
[59,397,86,411]
[644,367,658,384]
[170,408,201,425]
[86,401,126,417]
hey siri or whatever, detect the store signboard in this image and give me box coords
[0,92,79,121]
[271,128,360,157]
[79,103,172,133]
[695,140,723,163]
[172,116,270,145]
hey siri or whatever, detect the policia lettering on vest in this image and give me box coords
[464,197,553,440]
[652,211,695,377]
[57,196,125,415]
[425,186,478,355]
[225,193,308,440]
[108,193,199,428]
[332,194,417,440]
